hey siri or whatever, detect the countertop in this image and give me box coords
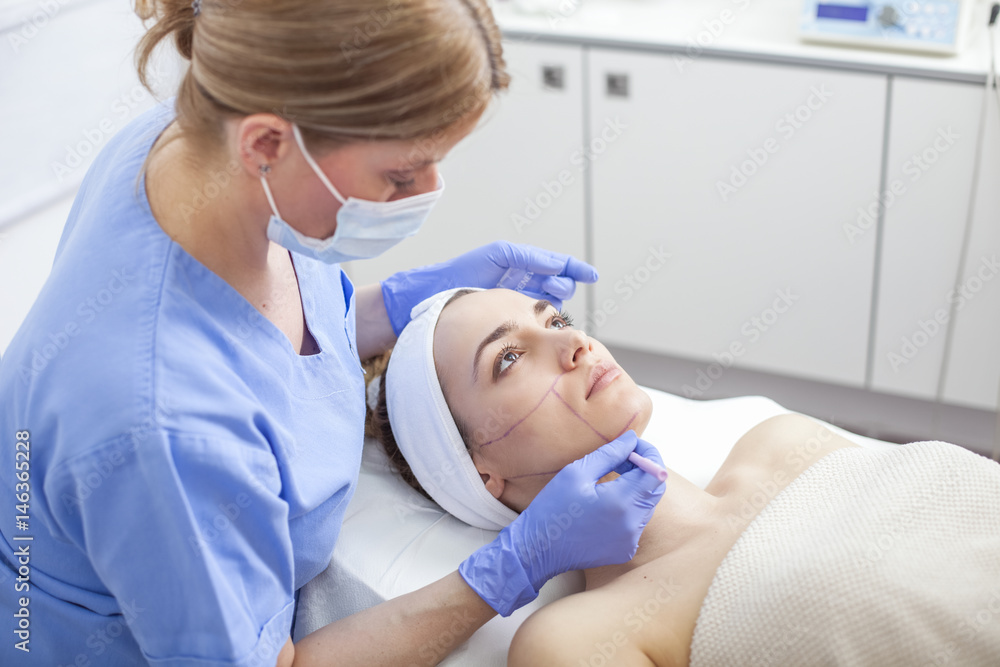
[491,0,998,83]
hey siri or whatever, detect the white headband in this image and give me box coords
[385,287,520,531]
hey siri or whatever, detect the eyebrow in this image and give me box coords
[534,299,552,316]
[395,158,438,170]
[471,300,554,382]
[472,321,517,383]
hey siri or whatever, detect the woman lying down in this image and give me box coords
[366,286,1000,666]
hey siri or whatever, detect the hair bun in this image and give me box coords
[134,0,197,69]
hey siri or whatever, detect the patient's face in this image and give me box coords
[433,289,652,511]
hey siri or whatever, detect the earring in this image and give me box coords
[259,164,271,177]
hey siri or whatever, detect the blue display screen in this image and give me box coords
[816,4,870,21]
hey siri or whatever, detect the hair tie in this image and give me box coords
[191,0,202,17]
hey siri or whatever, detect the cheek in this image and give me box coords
[517,397,608,460]
[464,394,531,448]
[328,165,391,202]
[467,413,506,448]
[467,393,598,471]
[347,175,392,203]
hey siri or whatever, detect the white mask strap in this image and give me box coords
[292,124,348,206]
[259,165,282,218]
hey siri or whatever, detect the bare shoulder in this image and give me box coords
[745,412,859,456]
[509,590,656,667]
[508,599,577,667]
[707,413,859,495]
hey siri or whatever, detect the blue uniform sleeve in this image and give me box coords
[45,429,295,666]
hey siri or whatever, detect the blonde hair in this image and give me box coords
[133,0,509,162]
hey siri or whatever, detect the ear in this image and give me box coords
[234,113,295,178]
[480,470,506,500]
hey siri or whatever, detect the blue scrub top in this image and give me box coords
[0,100,367,665]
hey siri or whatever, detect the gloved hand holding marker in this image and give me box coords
[459,433,667,617]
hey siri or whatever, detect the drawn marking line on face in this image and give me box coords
[615,411,640,441]
[551,385,611,442]
[478,373,564,447]
[506,409,641,480]
[508,469,562,479]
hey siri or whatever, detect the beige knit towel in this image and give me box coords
[689,441,1000,667]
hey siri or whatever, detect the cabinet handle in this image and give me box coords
[542,65,565,90]
[606,73,629,98]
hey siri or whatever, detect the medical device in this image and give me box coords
[800,1,977,55]
[629,451,670,482]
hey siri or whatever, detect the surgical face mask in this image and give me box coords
[260,123,445,264]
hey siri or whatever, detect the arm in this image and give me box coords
[354,282,396,360]
[279,572,495,667]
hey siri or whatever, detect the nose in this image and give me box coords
[415,165,441,196]
[422,165,441,192]
[557,328,591,371]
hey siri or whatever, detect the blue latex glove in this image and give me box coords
[380,241,599,336]
[458,432,666,617]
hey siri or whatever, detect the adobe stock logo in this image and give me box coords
[7,0,69,54]
[843,127,959,245]
[681,288,799,398]
[887,255,999,372]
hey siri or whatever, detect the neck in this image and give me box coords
[582,468,723,589]
[147,124,272,278]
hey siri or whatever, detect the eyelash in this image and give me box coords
[493,311,575,380]
[389,175,416,189]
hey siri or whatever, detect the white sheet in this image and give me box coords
[292,388,896,663]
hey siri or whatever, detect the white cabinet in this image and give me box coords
[586,48,885,388]
[941,87,1000,410]
[343,40,588,322]
[870,78,985,402]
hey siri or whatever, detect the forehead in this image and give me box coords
[380,111,485,167]
[435,289,537,349]
[441,288,534,323]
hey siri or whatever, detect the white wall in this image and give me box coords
[0,194,74,354]
[0,0,183,354]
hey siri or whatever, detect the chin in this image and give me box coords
[595,383,653,442]
[629,387,654,439]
